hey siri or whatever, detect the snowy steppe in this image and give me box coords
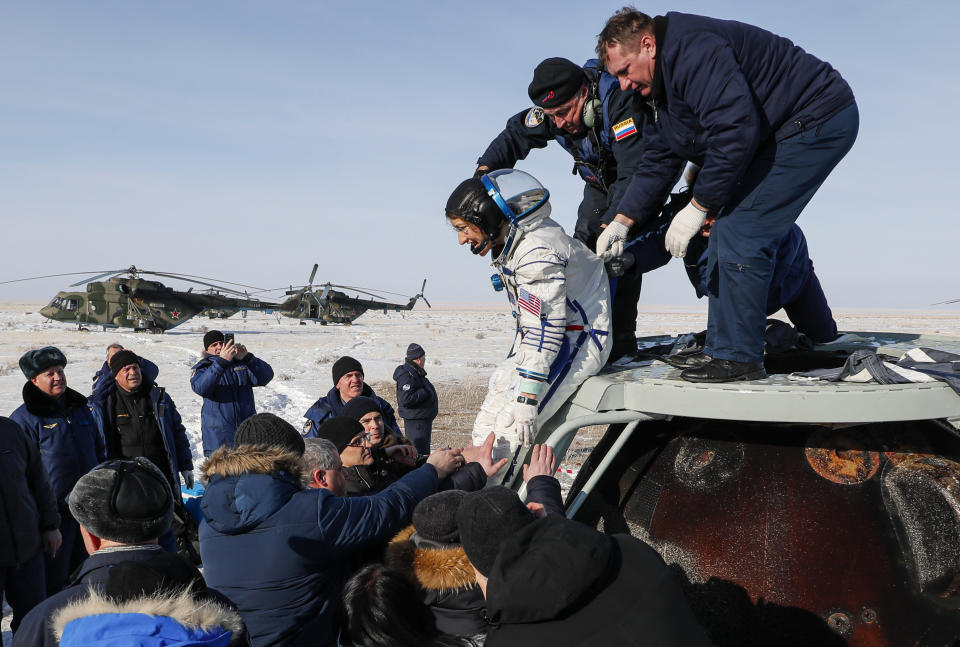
[2,301,959,465]
[2,302,959,640]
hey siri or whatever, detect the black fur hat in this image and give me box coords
[68,458,173,544]
[457,486,535,577]
[413,490,466,544]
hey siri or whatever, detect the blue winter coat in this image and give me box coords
[478,59,648,233]
[190,353,274,456]
[617,12,855,223]
[90,357,159,401]
[14,546,247,647]
[0,416,60,567]
[199,445,438,647]
[88,379,194,492]
[302,384,400,437]
[392,361,438,421]
[10,384,107,508]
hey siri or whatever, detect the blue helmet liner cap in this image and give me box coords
[480,169,550,225]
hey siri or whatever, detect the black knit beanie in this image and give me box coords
[342,396,381,422]
[235,413,306,456]
[405,343,425,360]
[203,330,224,350]
[528,57,586,108]
[68,458,173,544]
[332,356,363,386]
[457,486,536,576]
[109,350,140,375]
[413,490,467,544]
[315,416,364,453]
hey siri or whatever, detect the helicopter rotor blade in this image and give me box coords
[138,272,255,298]
[0,270,124,287]
[135,270,265,292]
[931,298,960,305]
[307,264,318,288]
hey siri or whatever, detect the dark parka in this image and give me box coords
[9,384,107,508]
[13,546,248,647]
[190,353,274,456]
[477,59,648,243]
[302,384,400,437]
[0,416,59,567]
[392,360,438,421]
[198,445,439,647]
[480,515,712,647]
[385,525,487,637]
[616,12,855,224]
[88,379,194,492]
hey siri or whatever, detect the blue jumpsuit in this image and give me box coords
[615,13,857,363]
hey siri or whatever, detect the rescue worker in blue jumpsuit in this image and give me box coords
[476,57,651,362]
[596,10,858,382]
[623,190,838,344]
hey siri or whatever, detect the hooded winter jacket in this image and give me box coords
[302,384,400,436]
[13,545,247,647]
[88,379,194,492]
[190,353,274,456]
[393,360,438,420]
[52,587,244,647]
[386,525,487,637]
[481,515,711,646]
[0,416,59,567]
[9,383,107,508]
[199,445,439,647]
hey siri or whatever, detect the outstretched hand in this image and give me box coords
[385,444,418,466]
[523,444,556,482]
[426,448,464,479]
[461,432,509,477]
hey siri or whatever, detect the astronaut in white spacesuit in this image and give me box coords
[445,169,611,472]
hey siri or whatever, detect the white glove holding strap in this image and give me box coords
[665,201,708,258]
[595,220,630,262]
[181,470,195,489]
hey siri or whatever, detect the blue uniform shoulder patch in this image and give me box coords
[525,107,544,128]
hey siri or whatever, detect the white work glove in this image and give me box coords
[665,201,708,258]
[513,399,539,446]
[181,470,195,489]
[595,220,630,262]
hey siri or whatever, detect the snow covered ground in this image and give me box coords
[2,302,959,640]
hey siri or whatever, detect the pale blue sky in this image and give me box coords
[2,1,958,308]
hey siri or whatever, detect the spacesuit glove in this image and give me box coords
[513,400,539,446]
[665,201,708,258]
[595,220,630,262]
[181,470,195,489]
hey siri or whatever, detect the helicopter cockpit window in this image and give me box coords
[48,296,62,308]
[64,299,78,311]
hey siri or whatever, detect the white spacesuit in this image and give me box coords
[464,170,612,463]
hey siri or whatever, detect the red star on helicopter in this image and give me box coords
[170,310,182,319]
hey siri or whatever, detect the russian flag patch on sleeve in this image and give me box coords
[612,118,637,141]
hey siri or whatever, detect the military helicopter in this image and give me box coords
[267,264,431,325]
[1,266,283,332]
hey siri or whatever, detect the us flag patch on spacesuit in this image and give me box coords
[517,288,542,317]
[612,118,637,141]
